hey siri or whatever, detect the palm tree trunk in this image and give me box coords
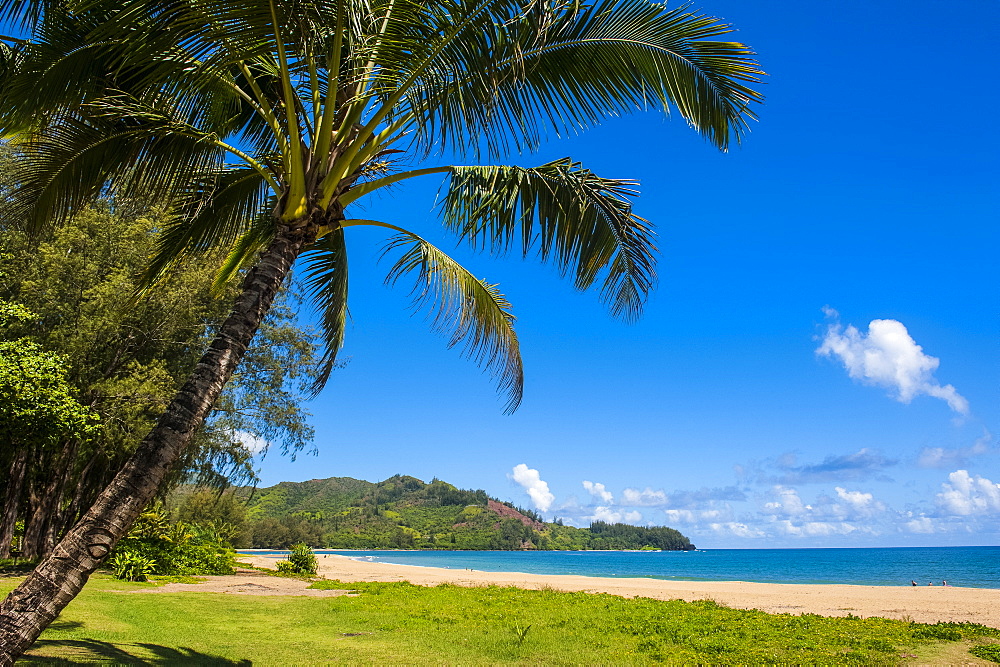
[0,229,306,664]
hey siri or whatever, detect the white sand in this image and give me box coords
[240,553,1000,627]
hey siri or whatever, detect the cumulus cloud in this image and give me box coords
[906,517,935,534]
[510,464,555,513]
[817,308,969,414]
[832,487,885,519]
[764,486,812,517]
[936,470,1000,516]
[757,485,887,538]
[233,430,269,455]
[621,487,668,506]
[582,481,613,503]
[919,431,991,469]
[591,507,642,524]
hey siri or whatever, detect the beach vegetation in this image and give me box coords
[0,0,761,653]
[970,642,1000,663]
[3,574,996,664]
[276,543,319,575]
[111,506,237,577]
[109,552,157,582]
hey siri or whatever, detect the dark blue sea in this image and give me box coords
[241,546,1000,588]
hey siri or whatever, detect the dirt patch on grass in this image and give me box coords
[126,572,357,597]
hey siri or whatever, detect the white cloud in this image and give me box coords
[918,431,991,469]
[664,508,732,525]
[510,464,555,513]
[906,517,935,534]
[234,430,269,455]
[817,308,969,414]
[621,487,668,506]
[590,507,642,524]
[936,470,1000,516]
[832,487,885,519]
[763,486,812,517]
[582,480,613,503]
[775,519,858,537]
[709,522,765,538]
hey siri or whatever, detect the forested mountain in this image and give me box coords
[172,475,695,551]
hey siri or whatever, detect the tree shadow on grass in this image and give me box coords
[21,639,252,665]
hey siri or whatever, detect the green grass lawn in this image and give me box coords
[2,574,997,664]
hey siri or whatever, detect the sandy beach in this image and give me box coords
[240,552,1000,627]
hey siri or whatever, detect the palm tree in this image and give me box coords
[0,0,762,657]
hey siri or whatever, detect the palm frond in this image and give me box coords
[442,159,656,322]
[299,227,349,395]
[382,230,522,412]
[212,211,276,292]
[141,169,273,287]
[398,0,763,157]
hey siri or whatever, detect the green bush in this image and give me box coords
[970,643,1000,663]
[115,537,236,576]
[111,551,157,582]
[111,508,236,576]
[277,543,317,575]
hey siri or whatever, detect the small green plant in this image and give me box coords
[277,543,317,575]
[513,623,532,645]
[111,551,157,582]
[970,643,1000,663]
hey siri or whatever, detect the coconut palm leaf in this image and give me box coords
[382,230,522,412]
[299,227,349,394]
[441,159,655,322]
[142,167,273,286]
[385,0,764,156]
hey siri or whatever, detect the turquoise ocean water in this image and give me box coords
[243,546,999,588]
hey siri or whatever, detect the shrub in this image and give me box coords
[111,508,237,577]
[277,543,317,575]
[114,537,236,576]
[111,551,157,582]
[969,643,1000,663]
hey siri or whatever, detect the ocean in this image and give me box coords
[242,546,1000,588]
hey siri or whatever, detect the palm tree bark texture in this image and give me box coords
[0,230,306,659]
[0,0,762,658]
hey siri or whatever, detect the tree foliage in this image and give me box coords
[0,205,322,558]
[0,302,99,450]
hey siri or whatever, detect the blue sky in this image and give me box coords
[256,0,1000,548]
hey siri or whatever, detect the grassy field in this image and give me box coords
[3,574,998,664]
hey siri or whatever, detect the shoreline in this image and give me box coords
[241,553,1000,627]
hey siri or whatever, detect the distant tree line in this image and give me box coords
[588,521,694,551]
[166,476,695,552]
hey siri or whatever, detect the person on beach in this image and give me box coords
[911,580,917,586]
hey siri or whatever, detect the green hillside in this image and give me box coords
[181,474,695,551]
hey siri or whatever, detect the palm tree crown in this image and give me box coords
[1,0,762,411]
